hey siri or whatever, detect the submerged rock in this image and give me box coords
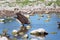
[44,18,50,22]
[47,15,51,18]
[51,32,57,34]
[2,29,8,36]
[12,38,17,40]
[39,14,44,17]
[12,26,28,37]
[38,18,40,20]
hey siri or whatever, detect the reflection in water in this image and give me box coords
[57,22,60,29]
[30,28,48,40]
[30,35,45,40]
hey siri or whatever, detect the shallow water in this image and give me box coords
[0,13,60,40]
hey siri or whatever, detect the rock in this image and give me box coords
[17,26,28,36]
[47,15,51,18]
[12,30,18,36]
[0,19,4,23]
[1,36,8,40]
[22,34,28,38]
[24,15,30,19]
[19,32,24,36]
[45,11,49,14]
[30,28,48,37]
[2,29,8,36]
[0,35,2,40]
[26,25,31,30]
[38,18,40,20]
[12,30,18,33]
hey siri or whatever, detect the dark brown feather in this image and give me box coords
[16,11,30,25]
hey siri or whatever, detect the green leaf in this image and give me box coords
[56,0,60,6]
[47,2,53,6]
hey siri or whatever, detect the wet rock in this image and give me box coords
[12,26,29,38]
[18,32,24,36]
[2,29,8,36]
[12,30,18,37]
[2,29,11,40]
[17,26,28,36]
[0,19,4,23]
[30,28,48,37]
[26,25,31,30]
[45,11,49,14]
[22,34,29,39]
[24,15,30,19]
[12,26,28,37]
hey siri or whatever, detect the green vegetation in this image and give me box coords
[39,0,44,2]
[12,38,17,40]
[0,0,60,7]
[51,32,57,34]
[47,0,60,6]
[16,0,30,7]
[47,2,53,6]
[16,0,60,6]
[56,0,60,6]
[3,17,14,23]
